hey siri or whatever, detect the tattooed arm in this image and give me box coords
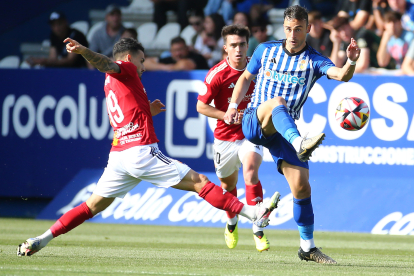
[64,37,120,73]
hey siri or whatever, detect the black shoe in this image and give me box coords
[298,247,337,264]
[296,133,325,162]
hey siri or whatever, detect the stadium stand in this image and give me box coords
[70,21,90,36]
[180,25,197,46]
[137,22,157,48]
[151,22,180,50]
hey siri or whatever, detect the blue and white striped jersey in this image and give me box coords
[247,40,335,120]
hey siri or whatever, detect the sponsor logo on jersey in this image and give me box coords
[115,122,139,138]
[264,70,306,85]
[228,83,235,89]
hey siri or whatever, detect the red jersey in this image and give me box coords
[198,57,255,142]
[104,61,159,151]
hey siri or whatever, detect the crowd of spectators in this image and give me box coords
[25,0,414,75]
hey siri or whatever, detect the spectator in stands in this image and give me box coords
[306,11,340,66]
[377,11,414,69]
[121,28,138,40]
[204,0,238,24]
[333,16,385,72]
[89,5,125,60]
[372,0,389,36]
[374,0,414,32]
[26,11,88,68]
[192,13,226,67]
[152,0,208,31]
[233,12,251,29]
[188,9,205,47]
[145,36,209,71]
[337,0,371,30]
[401,40,414,75]
[247,18,275,57]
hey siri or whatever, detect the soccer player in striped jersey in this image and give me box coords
[197,25,276,252]
[17,37,281,257]
[224,5,361,264]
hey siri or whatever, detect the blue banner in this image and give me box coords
[1,68,414,234]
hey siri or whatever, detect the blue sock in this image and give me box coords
[293,196,314,240]
[271,105,300,144]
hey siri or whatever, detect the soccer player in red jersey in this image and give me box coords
[17,37,281,256]
[197,25,274,252]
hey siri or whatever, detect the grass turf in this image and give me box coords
[1,218,414,275]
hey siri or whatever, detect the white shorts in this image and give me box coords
[94,143,191,198]
[213,138,263,178]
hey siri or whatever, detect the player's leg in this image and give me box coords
[239,140,270,252]
[17,149,139,256]
[219,171,240,249]
[212,139,243,248]
[280,161,336,264]
[171,169,280,225]
[256,97,325,162]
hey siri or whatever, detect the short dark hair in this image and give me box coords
[284,5,309,25]
[112,38,144,60]
[187,9,204,19]
[222,24,250,44]
[170,36,186,46]
[384,10,402,22]
[308,11,322,23]
[251,17,269,29]
[122,28,138,40]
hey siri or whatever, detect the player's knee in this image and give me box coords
[243,170,259,185]
[294,183,311,198]
[193,173,210,192]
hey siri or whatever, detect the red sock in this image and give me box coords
[50,202,94,237]
[245,181,263,206]
[199,182,244,214]
[224,187,238,219]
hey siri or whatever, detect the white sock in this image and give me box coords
[300,238,315,252]
[38,229,54,248]
[228,216,238,225]
[292,136,303,152]
[252,223,263,233]
[239,205,256,221]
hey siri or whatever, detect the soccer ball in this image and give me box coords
[335,97,370,131]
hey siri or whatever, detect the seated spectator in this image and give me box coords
[306,11,341,66]
[372,0,389,35]
[121,28,138,40]
[89,5,125,59]
[247,18,275,57]
[204,0,237,24]
[26,11,88,68]
[337,0,371,31]
[188,9,205,47]
[145,37,209,71]
[332,16,387,72]
[232,12,251,29]
[374,0,414,32]
[152,0,208,30]
[377,11,414,69]
[195,13,226,67]
[301,0,337,20]
[401,40,414,75]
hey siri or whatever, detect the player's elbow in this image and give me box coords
[196,101,206,114]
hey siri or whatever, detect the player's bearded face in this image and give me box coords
[129,51,146,78]
[283,18,310,53]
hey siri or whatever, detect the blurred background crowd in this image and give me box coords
[2,0,414,76]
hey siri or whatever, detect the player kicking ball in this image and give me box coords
[197,25,273,252]
[224,5,361,264]
[17,38,281,256]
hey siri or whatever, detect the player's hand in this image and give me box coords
[149,99,166,116]
[223,108,238,125]
[346,38,360,62]
[64,38,85,54]
[234,112,244,125]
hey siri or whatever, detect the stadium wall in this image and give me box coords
[1,69,414,234]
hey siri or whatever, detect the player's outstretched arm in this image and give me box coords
[223,70,255,124]
[327,37,361,82]
[64,38,120,74]
[197,100,225,120]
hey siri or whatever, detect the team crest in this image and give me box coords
[299,59,307,71]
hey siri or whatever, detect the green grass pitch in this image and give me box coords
[1,218,414,275]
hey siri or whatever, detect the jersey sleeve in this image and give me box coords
[314,55,335,77]
[246,43,266,75]
[108,61,137,79]
[198,68,221,104]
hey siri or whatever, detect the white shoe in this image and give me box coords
[253,192,280,227]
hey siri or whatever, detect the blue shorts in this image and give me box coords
[242,107,309,174]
